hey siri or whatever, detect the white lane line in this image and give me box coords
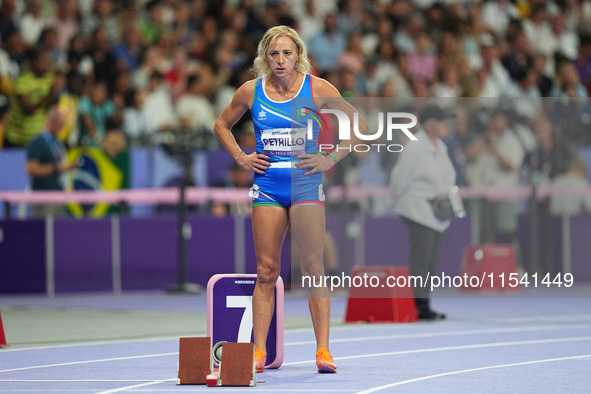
[3,320,588,353]
[283,336,591,366]
[0,353,177,373]
[95,379,175,394]
[285,324,589,346]
[356,354,591,393]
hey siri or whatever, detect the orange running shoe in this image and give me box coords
[254,348,266,373]
[316,347,337,373]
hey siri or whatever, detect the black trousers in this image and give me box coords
[402,217,445,307]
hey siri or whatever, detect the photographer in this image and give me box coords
[389,104,457,320]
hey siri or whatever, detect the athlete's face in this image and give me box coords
[266,36,299,77]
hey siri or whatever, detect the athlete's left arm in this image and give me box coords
[296,76,367,175]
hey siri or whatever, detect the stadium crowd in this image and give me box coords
[0,0,590,209]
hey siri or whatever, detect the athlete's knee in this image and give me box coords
[300,255,325,278]
[256,258,280,285]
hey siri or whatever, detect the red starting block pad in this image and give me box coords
[345,266,418,323]
[459,244,520,291]
[177,337,212,385]
[0,309,6,346]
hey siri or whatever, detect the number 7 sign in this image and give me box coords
[207,274,284,369]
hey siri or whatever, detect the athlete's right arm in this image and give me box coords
[213,80,269,174]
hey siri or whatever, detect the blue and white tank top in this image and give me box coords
[251,74,322,164]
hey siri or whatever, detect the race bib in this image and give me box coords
[261,128,307,156]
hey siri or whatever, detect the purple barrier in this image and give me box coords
[120,217,177,290]
[0,220,45,293]
[54,219,112,292]
[187,216,236,285]
[0,214,589,295]
[571,215,591,279]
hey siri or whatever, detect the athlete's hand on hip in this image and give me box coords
[296,153,335,175]
[238,152,270,174]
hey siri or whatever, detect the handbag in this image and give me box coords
[430,186,466,221]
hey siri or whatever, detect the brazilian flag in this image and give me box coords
[66,147,124,218]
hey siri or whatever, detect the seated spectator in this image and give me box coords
[408,30,437,83]
[501,30,533,82]
[4,48,61,147]
[143,71,176,133]
[47,0,79,53]
[19,0,46,48]
[308,13,346,73]
[176,74,216,133]
[78,82,116,146]
[81,0,120,42]
[550,61,588,98]
[26,108,75,218]
[57,71,86,145]
[110,24,143,72]
[550,158,591,216]
[122,88,149,145]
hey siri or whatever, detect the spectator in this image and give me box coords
[57,71,86,145]
[550,61,588,98]
[143,71,176,133]
[111,24,143,72]
[478,34,511,95]
[19,0,45,48]
[501,30,534,82]
[176,74,216,133]
[481,0,519,37]
[550,157,591,216]
[48,0,79,53]
[390,104,457,320]
[82,0,120,42]
[527,117,574,182]
[407,30,437,83]
[141,0,167,45]
[122,88,149,145]
[25,108,74,217]
[308,13,345,73]
[467,108,525,244]
[4,48,61,147]
[0,0,17,42]
[78,82,116,146]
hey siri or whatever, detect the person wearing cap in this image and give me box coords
[389,103,456,320]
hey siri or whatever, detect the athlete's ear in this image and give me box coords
[295,61,299,71]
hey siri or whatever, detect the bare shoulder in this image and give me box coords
[311,75,340,98]
[233,79,257,108]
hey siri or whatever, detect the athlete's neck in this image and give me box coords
[269,72,302,97]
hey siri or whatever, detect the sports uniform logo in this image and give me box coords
[258,110,267,120]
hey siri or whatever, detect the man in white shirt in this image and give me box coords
[390,104,456,320]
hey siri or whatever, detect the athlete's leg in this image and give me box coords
[290,204,330,352]
[252,205,289,354]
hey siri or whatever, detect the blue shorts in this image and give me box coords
[250,162,324,208]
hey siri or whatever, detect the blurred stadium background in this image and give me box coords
[1,0,591,295]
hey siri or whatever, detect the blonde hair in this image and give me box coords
[251,26,312,79]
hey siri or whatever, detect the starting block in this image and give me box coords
[177,338,259,387]
[345,266,418,323]
[177,337,212,385]
[0,309,6,346]
[218,342,256,386]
